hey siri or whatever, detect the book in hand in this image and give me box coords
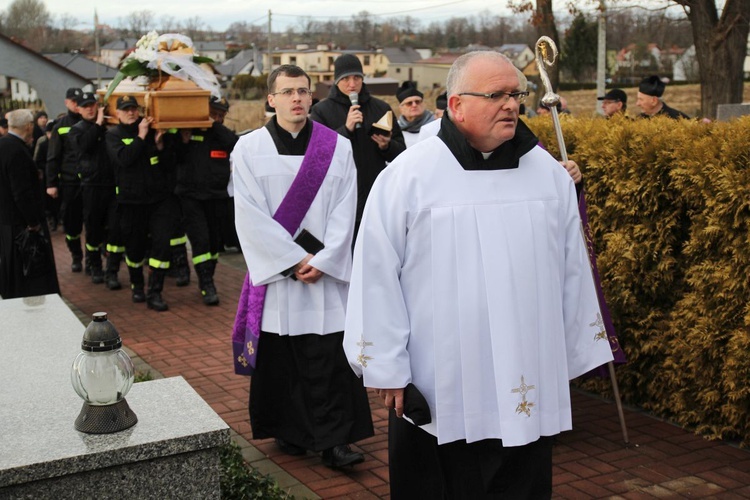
[294,229,324,255]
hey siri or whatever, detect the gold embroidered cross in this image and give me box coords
[246,341,255,356]
[511,376,536,417]
[356,335,374,367]
[590,313,607,341]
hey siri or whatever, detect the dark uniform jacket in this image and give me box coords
[105,118,176,205]
[175,122,238,200]
[46,110,81,187]
[69,119,116,187]
[0,134,44,227]
[310,83,406,224]
[640,102,690,120]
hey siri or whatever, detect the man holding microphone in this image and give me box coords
[310,54,405,235]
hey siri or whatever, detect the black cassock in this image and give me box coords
[0,134,59,299]
[250,331,373,451]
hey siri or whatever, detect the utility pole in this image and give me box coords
[596,0,607,115]
[94,9,101,89]
[267,10,272,75]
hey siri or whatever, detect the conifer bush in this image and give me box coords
[526,114,750,446]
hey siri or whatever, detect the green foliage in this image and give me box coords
[561,13,598,82]
[527,114,750,446]
[219,442,293,500]
[134,371,153,383]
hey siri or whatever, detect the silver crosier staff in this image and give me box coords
[535,36,568,163]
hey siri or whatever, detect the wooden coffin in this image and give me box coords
[97,77,212,129]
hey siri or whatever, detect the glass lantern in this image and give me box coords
[71,312,138,433]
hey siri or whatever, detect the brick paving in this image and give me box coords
[49,231,750,499]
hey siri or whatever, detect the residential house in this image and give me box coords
[383,46,423,84]
[673,45,699,82]
[613,43,663,83]
[262,46,388,85]
[497,44,535,71]
[193,41,227,63]
[11,52,118,101]
[217,47,260,84]
[99,38,138,68]
[410,53,463,90]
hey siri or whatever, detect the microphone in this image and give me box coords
[348,92,361,129]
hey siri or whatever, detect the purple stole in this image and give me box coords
[232,122,339,375]
[580,190,627,376]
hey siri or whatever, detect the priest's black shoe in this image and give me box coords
[275,439,306,456]
[321,445,364,468]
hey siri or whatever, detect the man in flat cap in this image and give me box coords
[636,75,689,119]
[396,81,435,148]
[598,88,628,118]
[310,54,405,236]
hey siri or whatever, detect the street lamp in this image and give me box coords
[71,312,138,433]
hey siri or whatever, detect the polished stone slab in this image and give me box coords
[0,294,229,496]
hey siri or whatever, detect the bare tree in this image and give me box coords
[672,0,749,118]
[160,15,181,33]
[182,16,205,41]
[1,0,50,49]
[118,10,155,37]
[352,11,374,47]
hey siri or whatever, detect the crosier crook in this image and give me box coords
[535,36,568,163]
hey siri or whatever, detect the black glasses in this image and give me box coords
[271,88,311,97]
[458,91,529,105]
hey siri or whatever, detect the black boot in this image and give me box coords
[87,248,104,284]
[128,266,145,303]
[147,269,169,311]
[67,237,83,272]
[171,245,190,287]
[195,261,219,306]
[104,253,123,290]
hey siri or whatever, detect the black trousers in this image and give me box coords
[119,197,178,269]
[389,413,553,500]
[180,197,225,263]
[59,182,83,239]
[82,185,121,251]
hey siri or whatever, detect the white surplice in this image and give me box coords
[231,126,357,336]
[344,136,614,447]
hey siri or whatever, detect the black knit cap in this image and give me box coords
[435,91,447,110]
[639,75,665,98]
[334,54,364,84]
[209,96,230,112]
[397,81,423,103]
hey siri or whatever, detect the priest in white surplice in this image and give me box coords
[232,65,373,469]
[344,52,614,498]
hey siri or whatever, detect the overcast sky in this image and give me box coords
[0,0,526,32]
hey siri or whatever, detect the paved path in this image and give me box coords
[49,231,750,499]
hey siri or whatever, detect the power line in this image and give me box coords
[271,0,468,20]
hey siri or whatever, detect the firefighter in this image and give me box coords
[175,96,238,305]
[105,95,179,311]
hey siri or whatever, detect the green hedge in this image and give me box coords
[528,114,750,446]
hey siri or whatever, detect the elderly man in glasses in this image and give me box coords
[344,51,613,498]
[396,81,435,148]
[230,64,373,470]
